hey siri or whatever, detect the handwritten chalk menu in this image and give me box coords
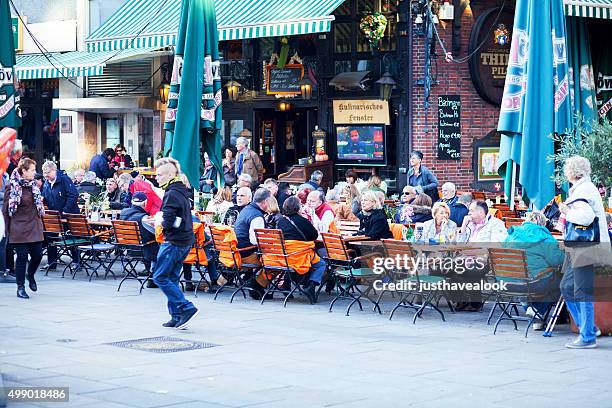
[266,64,304,94]
[437,95,461,160]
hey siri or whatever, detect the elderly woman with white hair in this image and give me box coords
[558,155,610,348]
[502,211,565,330]
[421,202,457,242]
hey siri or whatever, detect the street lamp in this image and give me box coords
[299,77,314,100]
[375,71,397,100]
[224,79,242,102]
[158,63,170,104]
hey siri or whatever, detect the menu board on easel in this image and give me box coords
[437,95,461,160]
[260,119,276,175]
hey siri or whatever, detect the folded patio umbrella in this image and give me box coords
[164,0,222,189]
[497,0,573,210]
[0,0,22,129]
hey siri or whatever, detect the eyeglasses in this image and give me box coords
[402,192,411,195]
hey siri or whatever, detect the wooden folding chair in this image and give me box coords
[382,239,448,323]
[255,228,314,307]
[503,217,524,229]
[41,210,81,276]
[336,220,361,237]
[182,223,211,297]
[64,213,115,281]
[488,247,556,337]
[112,220,154,293]
[208,225,260,303]
[321,232,380,316]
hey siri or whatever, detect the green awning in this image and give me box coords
[564,0,612,19]
[86,0,344,52]
[16,47,169,80]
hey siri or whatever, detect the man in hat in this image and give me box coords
[120,192,159,277]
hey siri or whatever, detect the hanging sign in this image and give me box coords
[437,95,461,160]
[332,99,390,125]
[468,7,514,105]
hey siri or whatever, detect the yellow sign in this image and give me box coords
[12,17,24,52]
[333,99,390,125]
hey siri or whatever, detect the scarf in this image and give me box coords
[235,150,246,176]
[315,202,334,220]
[8,169,45,217]
[160,176,181,191]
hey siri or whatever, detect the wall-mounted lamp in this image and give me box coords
[299,77,314,100]
[375,71,397,101]
[158,63,170,104]
[224,79,242,102]
[277,101,292,111]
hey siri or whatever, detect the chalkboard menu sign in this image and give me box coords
[437,95,461,160]
[266,64,304,95]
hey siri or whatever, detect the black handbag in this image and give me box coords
[564,198,600,247]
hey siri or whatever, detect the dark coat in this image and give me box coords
[358,208,393,240]
[120,205,158,261]
[76,181,102,198]
[161,181,195,247]
[89,154,115,180]
[3,186,44,244]
[440,196,469,226]
[110,190,131,210]
[277,213,319,241]
[199,166,218,194]
[407,165,439,202]
[42,171,80,214]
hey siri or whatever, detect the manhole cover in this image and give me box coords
[106,336,219,353]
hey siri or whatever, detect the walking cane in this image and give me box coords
[543,295,564,337]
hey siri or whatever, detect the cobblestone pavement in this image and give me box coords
[1,269,611,408]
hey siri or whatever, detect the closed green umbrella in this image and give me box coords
[497,0,572,209]
[0,0,21,128]
[567,17,597,133]
[164,0,222,189]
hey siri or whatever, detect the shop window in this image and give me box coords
[229,120,244,147]
[379,14,397,51]
[224,40,243,60]
[356,59,373,72]
[335,60,352,74]
[334,23,353,54]
[259,38,275,60]
[356,0,376,14]
[138,115,154,165]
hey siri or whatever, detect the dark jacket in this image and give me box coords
[277,191,290,209]
[89,154,115,180]
[277,213,319,241]
[161,181,194,247]
[234,202,265,256]
[120,205,158,261]
[306,180,323,191]
[110,190,131,210]
[407,165,439,202]
[42,171,80,214]
[199,166,218,194]
[358,208,393,240]
[440,196,468,226]
[76,181,101,198]
[3,186,44,244]
[223,159,236,186]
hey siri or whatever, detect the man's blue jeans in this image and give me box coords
[308,259,327,284]
[153,243,196,321]
[560,264,596,343]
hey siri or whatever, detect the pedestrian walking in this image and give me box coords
[152,157,198,329]
[2,158,45,299]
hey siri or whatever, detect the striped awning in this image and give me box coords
[564,0,612,19]
[16,47,169,80]
[86,0,344,52]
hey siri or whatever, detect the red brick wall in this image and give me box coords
[411,1,505,191]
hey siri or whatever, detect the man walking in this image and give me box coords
[152,158,198,330]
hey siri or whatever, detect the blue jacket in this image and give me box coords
[439,196,469,226]
[89,154,115,180]
[42,171,80,214]
[407,165,439,202]
[503,222,564,279]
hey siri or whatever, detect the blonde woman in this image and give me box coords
[205,186,233,221]
[264,195,281,228]
[335,184,360,222]
[357,190,392,240]
[421,202,457,242]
